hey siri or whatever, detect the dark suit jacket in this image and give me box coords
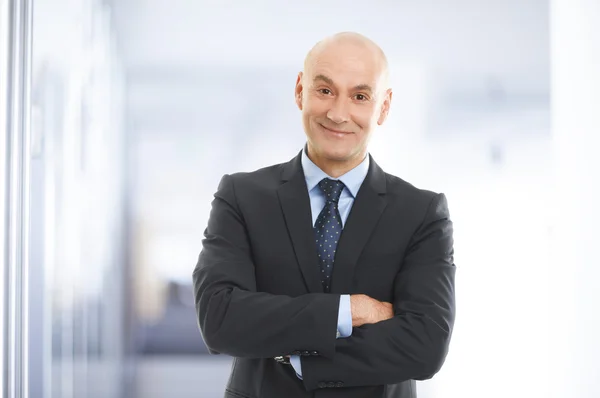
[192,150,456,398]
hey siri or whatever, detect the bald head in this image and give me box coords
[294,31,393,176]
[303,32,390,89]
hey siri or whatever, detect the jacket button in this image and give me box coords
[311,351,319,356]
[336,381,344,387]
[302,350,310,356]
[318,382,327,389]
[327,382,336,388]
[292,350,301,355]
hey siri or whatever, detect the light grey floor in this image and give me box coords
[135,355,233,398]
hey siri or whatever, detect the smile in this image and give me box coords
[320,124,352,136]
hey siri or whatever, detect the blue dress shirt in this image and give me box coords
[290,146,370,378]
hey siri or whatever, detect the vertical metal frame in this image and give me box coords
[1,0,34,397]
[0,0,8,394]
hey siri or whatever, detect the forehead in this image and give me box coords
[306,43,383,88]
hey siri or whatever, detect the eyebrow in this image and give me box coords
[313,74,374,93]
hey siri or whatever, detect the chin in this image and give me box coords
[319,145,355,161]
[307,129,361,161]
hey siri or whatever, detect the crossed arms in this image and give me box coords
[192,174,456,391]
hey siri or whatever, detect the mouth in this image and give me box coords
[320,124,353,136]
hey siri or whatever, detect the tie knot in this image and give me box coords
[318,178,345,203]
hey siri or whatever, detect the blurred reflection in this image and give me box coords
[29,0,128,397]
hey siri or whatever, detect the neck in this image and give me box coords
[306,145,367,178]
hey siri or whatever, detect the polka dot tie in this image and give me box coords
[314,178,345,293]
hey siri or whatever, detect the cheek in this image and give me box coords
[304,97,327,116]
[353,107,378,129]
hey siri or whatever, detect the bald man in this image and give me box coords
[193,32,456,398]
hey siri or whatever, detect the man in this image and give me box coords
[192,31,456,398]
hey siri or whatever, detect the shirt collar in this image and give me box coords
[301,145,370,198]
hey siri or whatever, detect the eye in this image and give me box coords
[354,93,368,101]
[319,88,332,95]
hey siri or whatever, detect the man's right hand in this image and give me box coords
[350,294,394,327]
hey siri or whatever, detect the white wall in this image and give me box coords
[550,1,600,397]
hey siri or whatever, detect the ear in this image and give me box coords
[295,72,304,110]
[377,89,393,125]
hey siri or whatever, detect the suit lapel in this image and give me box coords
[330,155,387,293]
[277,151,323,293]
[277,151,388,294]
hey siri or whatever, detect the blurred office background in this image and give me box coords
[2,0,599,397]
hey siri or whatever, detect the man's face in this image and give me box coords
[295,41,392,165]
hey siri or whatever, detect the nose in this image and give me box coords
[326,97,350,124]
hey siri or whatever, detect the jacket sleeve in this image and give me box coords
[192,174,341,359]
[299,193,456,390]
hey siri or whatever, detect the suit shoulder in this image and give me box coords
[383,172,451,222]
[384,172,442,204]
[221,161,286,192]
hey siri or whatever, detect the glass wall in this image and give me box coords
[2,0,131,397]
[28,0,130,396]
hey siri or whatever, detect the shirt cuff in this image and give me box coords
[337,294,352,338]
[290,355,302,379]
